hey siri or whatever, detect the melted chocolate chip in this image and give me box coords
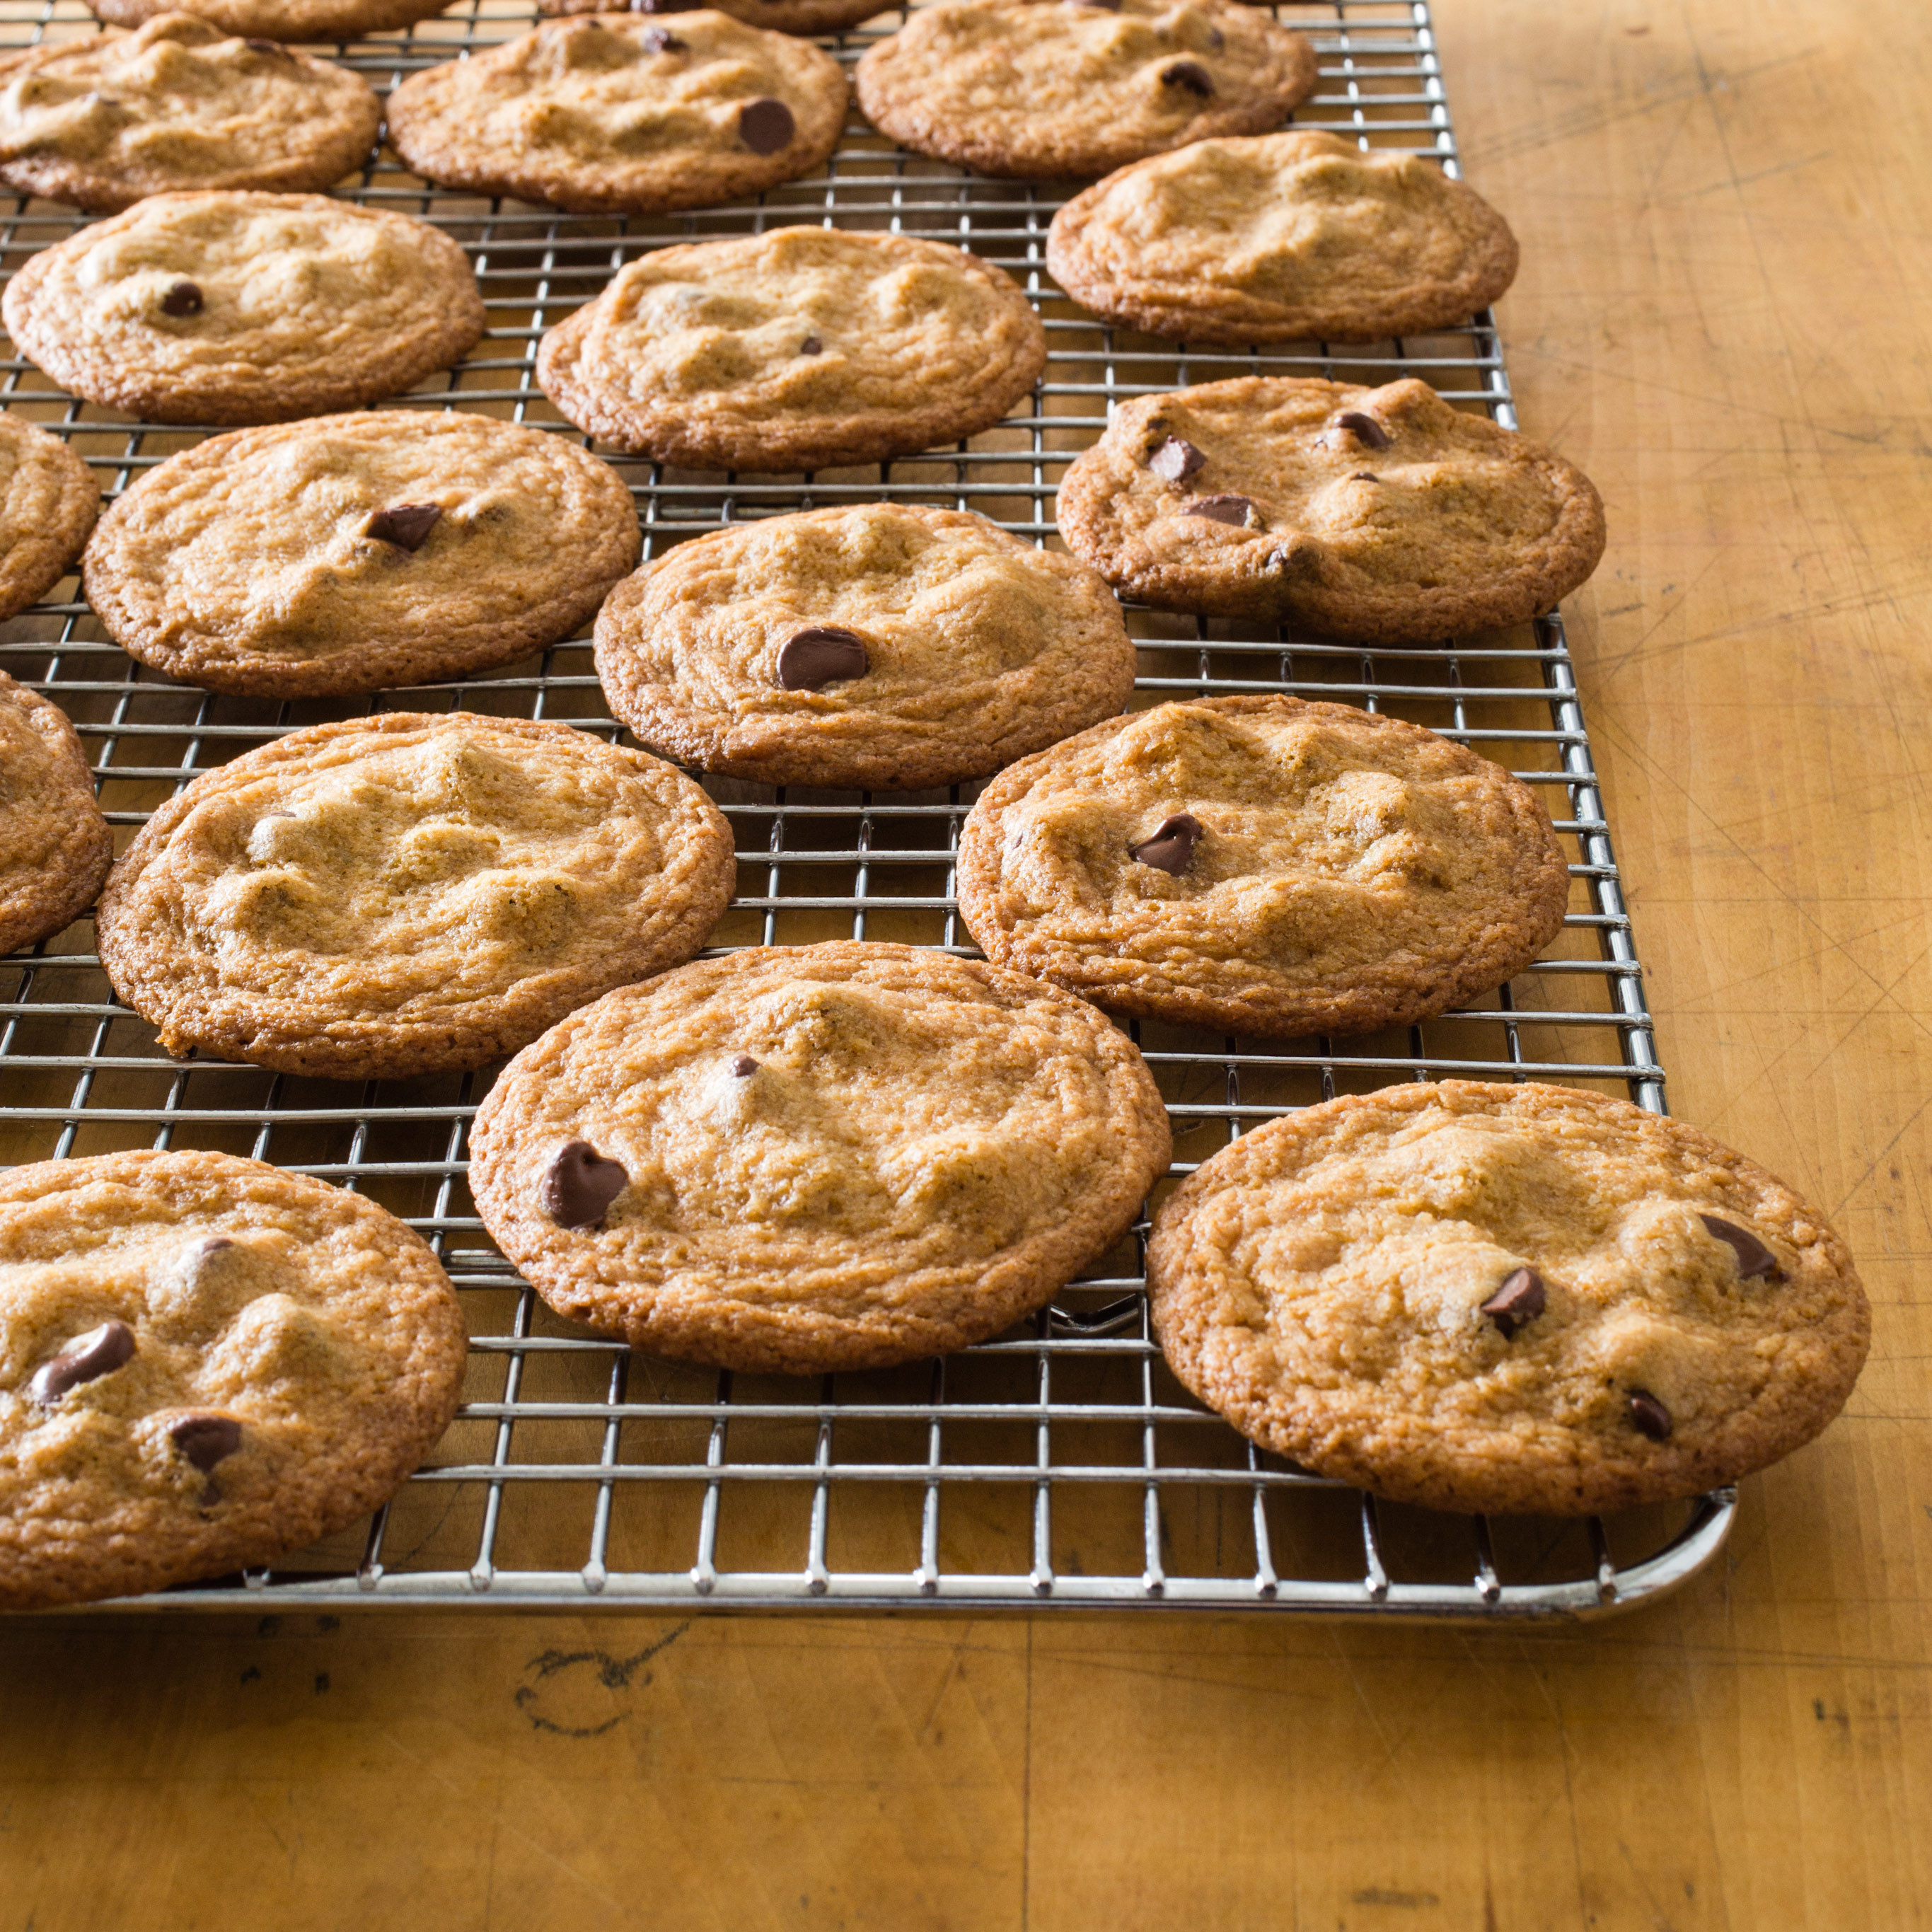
[1699,1213,1779,1280]
[799,335,823,355]
[1479,1266,1546,1338]
[170,1414,243,1473]
[1205,23,1225,47]
[730,1054,760,1077]
[243,37,291,54]
[1350,471,1379,482]
[183,1234,236,1266]
[776,627,869,690]
[641,25,687,50]
[28,1320,136,1406]
[365,503,442,552]
[1627,1389,1673,1440]
[1069,0,1122,10]
[739,97,796,155]
[1130,812,1201,876]
[159,279,203,318]
[1335,410,1391,449]
[632,0,698,11]
[1160,60,1215,96]
[1147,436,1205,484]
[541,1140,630,1230]
[1186,494,1256,528]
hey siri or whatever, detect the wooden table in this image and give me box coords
[6,1,1928,1924]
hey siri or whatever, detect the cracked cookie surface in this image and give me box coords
[0,671,113,957]
[0,412,98,624]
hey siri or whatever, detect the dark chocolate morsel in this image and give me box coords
[541,1140,630,1230]
[170,1414,243,1473]
[1130,812,1201,876]
[365,503,442,552]
[1205,23,1225,47]
[1147,436,1205,484]
[1160,60,1215,96]
[641,25,686,50]
[28,1319,137,1406]
[799,335,823,355]
[739,98,796,155]
[1069,0,1122,10]
[1699,1213,1779,1280]
[185,1234,237,1263]
[243,37,291,54]
[632,0,698,12]
[159,279,203,318]
[1335,410,1391,449]
[1186,494,1256,528]
[1627,1389,1673,1441]
[730,1054,760,1077]
[776,627,869,690]
[1479,1266,1546,1338]
[1350,471,1379,482]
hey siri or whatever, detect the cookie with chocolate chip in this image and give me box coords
[0,412,98,624]
[468,942,1173,1373]
[0,672,113,957]
[537,226,1046,472]
[1147,1080,1870,1515]
[538,0,891,33]
[2,192,484,427]
[855,0,1316,181]
[83,411,640,698]
[0,16,380,213]
[1047,131,1520,344]
[96,712,735,1080]
[93,0,453,40]
[0,1148,467,1610]
[385,12,847,216]
[594,503,1133,789]
[954,695,1570,1038]
[1056,376,1607,639]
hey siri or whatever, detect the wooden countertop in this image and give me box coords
[6,1,1929,1924]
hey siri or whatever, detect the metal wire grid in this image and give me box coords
[0,0,1733,1615]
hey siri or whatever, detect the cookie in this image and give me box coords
[93,0,454,40]
[3,192,485,429]
[1046,131,1520,344]
[0,16,380,213]
[1147,1080,1871,1516]
[855,0,1318,181]
[0,673,114,957]
[0,1148,468,1610]
[1055,376,1607,639]
[96,712,736,1082]
[954,696,1570,1039]
[536,226,1046,472]
[385,13,848,216]
[594,504,1133,790]
[468,942,1172,1373]
[539,0,891,34]
[0,412,98,624]
[82,412,640,699]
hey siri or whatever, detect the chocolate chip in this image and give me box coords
[776,627,869,690]
[1350,471,1379,482]
[1699,1213,1779,1280]
[170,1414,243,1472]
[1479,1266,1546,1338]
[364,503,442,553]
[243,37,291,54]
[184,1234,236,1265]
[1627,1389,1673,1440]
[1160,60,1215,96]
[1069,0,1122,10]
[1205,23,1225,47]
[541,1140,629,1230]
[641,25,686,50]
[28,1320,136,1406]
[730,1054,759,1077]
[632,0,698,11]
[739,98,796,156]
[1130,812,1201,876]
[1335,410,1390,449]
[159,279,203,318]
[799,335,823,355]
[1147,436,1205,483]
[1186,494,1256,528]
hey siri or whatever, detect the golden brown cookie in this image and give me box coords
[385,13,848,216]
[468,942,1173,1373]
[1,192,485,427]
[536,226,1046,472]
[594,503,1133,789]
[1055,376,1607,638]
[0,16,380,213]
[96,713,736,1081]
[1046,131,1520,344]
[92,0,453,39]
[83,411,640,698]
[855,0,1317,180]
[0,412,98,624]
[0,1149,468,1610]
[1147,1082,1871,1515]
[0,673,113,958]
[539,0,890,33]
[954,696,1571,1038]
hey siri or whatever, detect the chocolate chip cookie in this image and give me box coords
[0,16,380,213]
[469,942,1172,1373]
[954,696,1570,1038]
[93,0,453,40]
[96,713,735,1082]
[1055,376,1607,639]
[0,412,98,624]
[594,503,1133,789]
[1047,131,1520,344]
[539,0,890,33]
[0,1148,467,1610]
[83,411,640,698]
[1147,1080,1870,1515]
[855,0,1317,180]
[385,13,847,216]
[0,672,113,957]
[2,192,485,427]
[536,226,1046,472]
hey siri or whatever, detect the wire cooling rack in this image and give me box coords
[0,0,1733,1616]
